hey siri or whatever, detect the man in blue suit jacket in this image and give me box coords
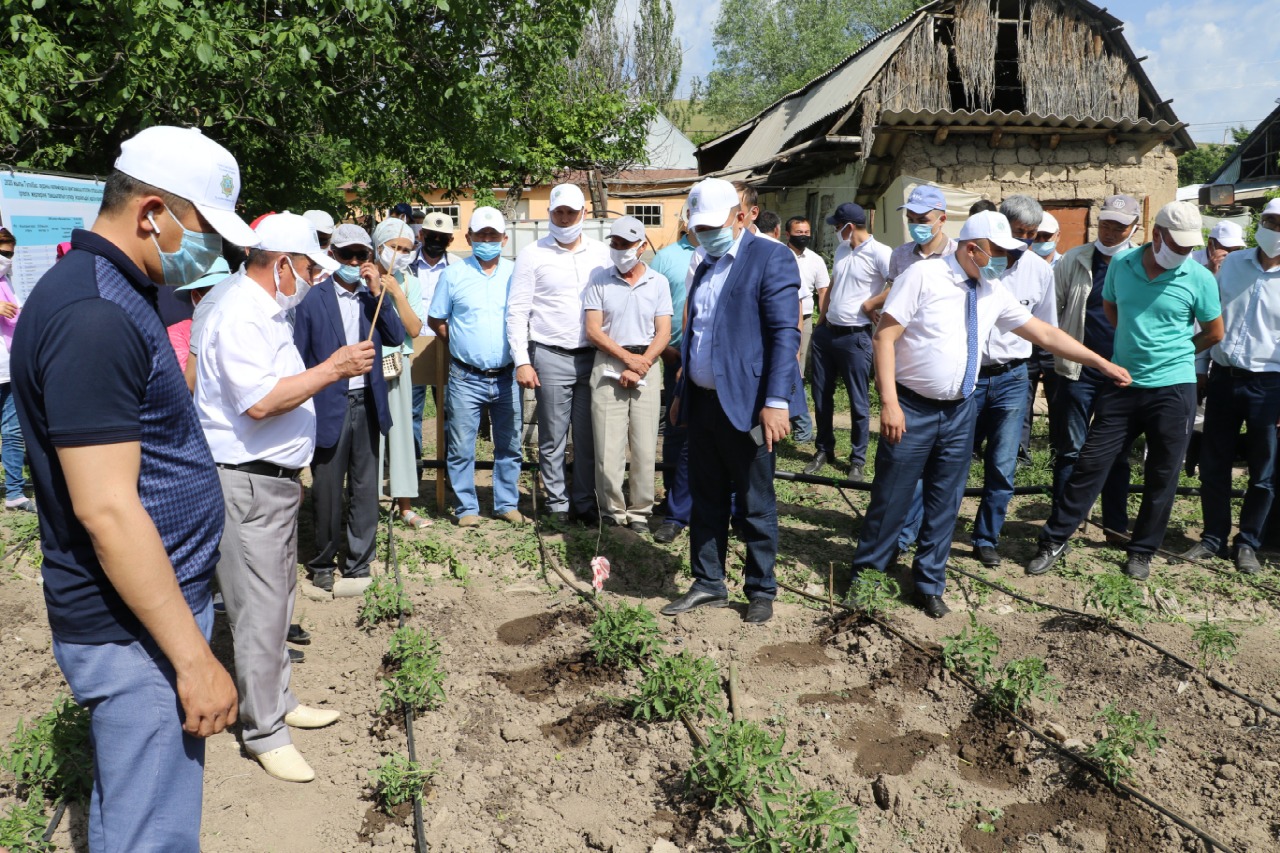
[661,178,803,625]
[293,224,405,591]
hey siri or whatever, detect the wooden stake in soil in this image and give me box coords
[728,663,742,723]
[828,562,835,614]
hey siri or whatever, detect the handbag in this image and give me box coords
[381,351,403,380]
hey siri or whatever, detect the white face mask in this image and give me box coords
[274,260,312,311]
[1093,238,1130,257]
[549,218,583,245]
[1255,226,1280,259]
[380,245,412,273]
[610,246,640,274]
[1152,232,1190,271]
[0,254,11,278]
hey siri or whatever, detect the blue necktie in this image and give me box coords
[960,278,979,398]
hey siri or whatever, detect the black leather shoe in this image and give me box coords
[744,598,773,624]
[1026,541,1069,576]
[627,521,649,534]
[547,510,570,526]
[847,464,865,483]
[654,521,683,544]
[973,545,1001,568]
[802,452,829,476]
[1235,545,1261,575]
[1177,541,1220,563]
[916,593,950,619]
[575,509,601,526]
[311,569,334,592]
[287,624,311,646]
[600,515,618,527]
[1124,552,1151,580]
[289,648,305,664]
[660,589,730,616]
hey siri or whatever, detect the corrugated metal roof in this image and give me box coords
[878,109,1185,134]
[723,18,925,170]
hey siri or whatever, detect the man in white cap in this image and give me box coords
[1020,209,1062,464]
[507,183,610,524]
[1181,199,1280,573]
[196,212,375,783]
[10,125,256,850]
[853,211,1129,618]
[1192,220,1246,275]
[302,209,335,250]
[1029,201,1222,581]
[660,178,805,626]
[409,210,461,460]
[1030,211,1061,266]
[584,215,672,532]
[428,207,526,528]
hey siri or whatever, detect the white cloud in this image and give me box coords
[669,0,724,96]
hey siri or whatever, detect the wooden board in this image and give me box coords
[411,336,448,508]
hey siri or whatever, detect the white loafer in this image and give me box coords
[254,744,315,783]
[284,705,341,729]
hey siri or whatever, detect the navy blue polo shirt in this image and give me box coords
[11,229,224,644]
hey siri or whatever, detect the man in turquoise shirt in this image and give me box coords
[1028,202,1223,580]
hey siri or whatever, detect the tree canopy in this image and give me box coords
[1176,127,1251,187]
[0,0,666,216]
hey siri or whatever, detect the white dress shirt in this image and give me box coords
[506,235,611,367]
[336,283,367,390]
[983,251,1056,365]
[827,237,891,327]
[195,273,316,469]
[883,255,1032,400]
[1206,248,1280,373]
[792,247,830,319]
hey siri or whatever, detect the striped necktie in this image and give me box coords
[960,278,979,398]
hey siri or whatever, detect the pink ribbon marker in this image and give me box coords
[590,556,611,591]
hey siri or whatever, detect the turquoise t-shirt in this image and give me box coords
[1101,245,1220,388]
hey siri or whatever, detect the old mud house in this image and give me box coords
[696,0,1193,254]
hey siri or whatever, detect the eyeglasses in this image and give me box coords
[334,246,372,262]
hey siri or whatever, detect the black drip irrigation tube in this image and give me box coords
[383,504,430,853]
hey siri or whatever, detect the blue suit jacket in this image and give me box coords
[679,229,804,432]
[293,279,405,449]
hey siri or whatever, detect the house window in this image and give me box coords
[625,204,663,227]
[424,205,461,228]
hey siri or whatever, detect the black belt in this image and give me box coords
[621,345,649,355]
[217,461,300,480]
[826,322,870,336]
[978,358,1028,378]
[895,383,967,409]
[535,341,592,356]
[451,357,513,378]
[1212,364,1280,380]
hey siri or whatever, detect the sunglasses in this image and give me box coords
[334,246,372,263]
[0,248,13,259]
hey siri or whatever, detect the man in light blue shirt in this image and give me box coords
[408,211,460,461]
[427,207,524,528]
[648,225,695,543]
[1182,199,1280,572]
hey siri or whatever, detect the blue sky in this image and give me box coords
[666,0,1278,144]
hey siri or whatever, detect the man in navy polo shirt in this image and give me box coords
[11,126,256,851]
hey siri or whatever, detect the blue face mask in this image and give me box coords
[908,223,935,245]
[334,264,362,285]
[472,241,502,261]
[148,206,222,286]
[1031,241,1056,258]
[975,247,1008,281]
[698,226,735,258]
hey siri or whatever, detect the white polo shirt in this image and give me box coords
[195,273,316,469]
[506,234,611,366]
[883,255,1032,400]
[983,251,1056,366]
[793,248,830,319]
[827,237,891,327]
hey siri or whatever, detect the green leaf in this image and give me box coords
[195,43,213,64]
[31,0,45,9]
[298,45,311,63]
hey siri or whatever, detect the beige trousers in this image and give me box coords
[590,352,661,524]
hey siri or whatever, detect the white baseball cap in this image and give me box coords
[1208,220,1245,248]
[1154,201,1203,249]
[1265,199,1280,218]
[253,213,340,272]
[114,126,259,248]
[469,206,507,234]
[687,178,740,229]
[1038,212,1059,234]
[958,211,1025,251]
[301,209,335,235]
[422,211,455,234]
[548,184,586,212]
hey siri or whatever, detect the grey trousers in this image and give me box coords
[309,390,379,577]
[215,467,301,755]
[531,344,597,513]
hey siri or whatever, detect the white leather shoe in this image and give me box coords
[284,705,341,729]
[254,744,315,783]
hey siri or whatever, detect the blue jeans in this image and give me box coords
[972,365,1031,549]
[52,601,213,853]
[1199,369,1280,553]
[854,388,978,596]
[687,387,778,601]
[1050,371,1130,534]
[810,324,873,466]
[661,359,690,527]
[445,365,522,517]
[1,383,27,501]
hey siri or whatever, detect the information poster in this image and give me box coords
[0,172,104,304]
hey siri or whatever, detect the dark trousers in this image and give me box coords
[1050,370,1131,534]
[1199,369,1280,553]
[810,323,873,466]
[309,390,379,577]
[662,358,691,527]
[1021,350,1057,455]
[1041,383,1196,555]
[687,387,778,601]
[853,388,979,596]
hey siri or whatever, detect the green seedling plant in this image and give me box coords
[370,752,438,812]
[729,788,860,852]
[0,790,53,852]
[1191,620,1239,671]
[1,695,92,803]
[1083,573,1148,623]
[941,614,1001,684]
[974,804,1003,833]
[359,575,413,627]
[589,600,666,670]
[988,657,1060,715]
[686,720,800,811]
[848,571,901,615]
[632,651,723,723]
[379,627,447,714]
[1086,703,1166,786]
